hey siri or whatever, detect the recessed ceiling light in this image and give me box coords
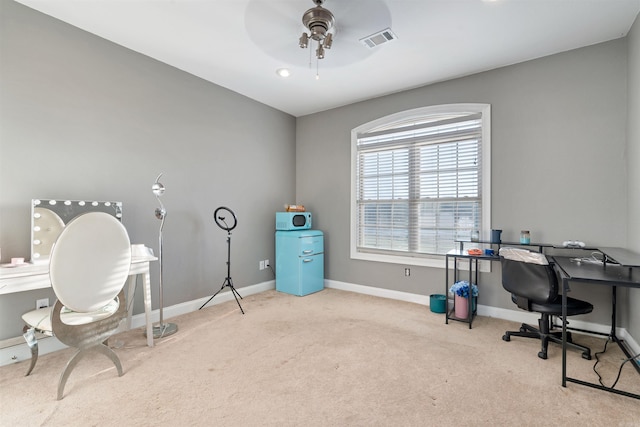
[276,68,291,78]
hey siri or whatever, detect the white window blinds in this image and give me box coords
[356,111,483,257]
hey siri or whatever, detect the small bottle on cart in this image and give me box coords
[520,230,530,245]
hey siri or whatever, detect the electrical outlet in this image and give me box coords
[265,259,269,268]
[36,298,49,310]
[404,268,410,277]
[259,260,265,270]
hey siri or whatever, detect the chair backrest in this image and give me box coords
[49,212,131,313]
[499,247,558,306]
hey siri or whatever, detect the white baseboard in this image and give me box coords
[3,278,638,367]
[0,280,276,367]
[325,279,640,357]
[128,280,276,329]
[325,280,431,306]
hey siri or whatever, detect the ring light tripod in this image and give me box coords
[199,207,244,314]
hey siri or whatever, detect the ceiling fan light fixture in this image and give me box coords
[299,32,309,49]
[323,33,333,49]
[299,0,335,60]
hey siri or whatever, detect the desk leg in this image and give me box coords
[557,262,639,398]
[562,277,568,387]
[474,258,479,318]
[611,286,617,337]
[445,255,449,325]
[125,275,136,330]
[610,286,640,374]
[468,258,473,329]
[142,270,154,347]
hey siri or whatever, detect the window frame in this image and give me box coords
[350,103,491,268]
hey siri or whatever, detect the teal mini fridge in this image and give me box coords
[275,230,324,296]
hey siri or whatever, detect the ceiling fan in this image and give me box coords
[244,0,394,70]
[298,0,335,60]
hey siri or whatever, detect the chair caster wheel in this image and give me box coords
[582,353,591,360]
[538,351,547,359]
[502,334,510,342]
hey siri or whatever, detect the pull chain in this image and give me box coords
[316,40,320,80]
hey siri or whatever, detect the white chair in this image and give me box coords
[21,212,132,400]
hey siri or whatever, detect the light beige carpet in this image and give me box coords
[1,288,639,426]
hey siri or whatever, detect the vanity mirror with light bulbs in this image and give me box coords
[0,199,158,354]
[30,199,123,263]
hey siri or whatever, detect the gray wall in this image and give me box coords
[296,38,631,328]
[626,13,640,341]
[0,1,296,340]
[1,0,637,345]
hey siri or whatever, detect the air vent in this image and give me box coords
[359,28,397,49]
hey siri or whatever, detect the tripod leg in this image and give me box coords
[199,277,245,312]
[230,287,245,314]
[199,280,227,310]
[225,277,244,314]
[199,294,216,310]
[228,277,243,299]
[231,287,243,300]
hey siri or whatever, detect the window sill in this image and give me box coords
[351,251,445,268]
[351,250,492,272]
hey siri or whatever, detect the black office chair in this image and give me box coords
[499,248,592,360]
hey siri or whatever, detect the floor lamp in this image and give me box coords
[148,173,178,338]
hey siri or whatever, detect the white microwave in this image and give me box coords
[275,212,312,230]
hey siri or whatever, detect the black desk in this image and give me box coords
[553,255,640,400]
[446,242,558,328]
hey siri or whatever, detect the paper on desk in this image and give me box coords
[499,247,548,265]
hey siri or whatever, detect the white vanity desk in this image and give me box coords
[0,255,157,348]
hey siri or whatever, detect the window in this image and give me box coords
[351,104,491,268]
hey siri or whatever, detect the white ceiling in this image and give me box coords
[15,0,640,117]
